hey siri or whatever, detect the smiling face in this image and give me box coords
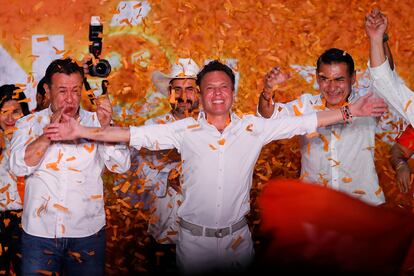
[0,100,23,138]
[316,62,356,109]
[199,71,234,119]
[45,72,83,118]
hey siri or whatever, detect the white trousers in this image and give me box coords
[176,224,254,274]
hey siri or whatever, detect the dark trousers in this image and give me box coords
[0,210,22,276]
[21,227,106,276]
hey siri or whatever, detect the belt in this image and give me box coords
[179,217,247,238]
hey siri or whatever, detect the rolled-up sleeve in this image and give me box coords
[9,117,41,176]
[98,143,131,173]
[370,59,414,126]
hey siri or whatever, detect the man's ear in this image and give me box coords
[43,83,51,100]
[351,71,356,85]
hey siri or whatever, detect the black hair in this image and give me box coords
[43,58,84,86]
[196,60,235,90]
[316,48,355,77]
[37,76,46,97]
[0,84,30,116]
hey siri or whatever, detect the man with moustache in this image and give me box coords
[258,47,394,206]
[141,58,200,270]
[9,58,131,275]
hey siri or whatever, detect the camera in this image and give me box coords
[88,16,111,78]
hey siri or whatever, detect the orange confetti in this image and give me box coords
[83,144,95,153]
[353,189,366,195]
[90,194,103,200]
[375,186,383,196]
[292,105,302,116]
[209,144,217,151]
[319,134,329,152]
[187,124,200,129]
[53,203,69,213]
[342,177,353,183]
[246,123,253,132]
[404,99,412,112]
[331,130,341,140]
[66,156,76,162]
[68,167,81,173]
[218,138,225,145]
[230,235,243,250]
[36,36,49,42]
[0,183,11,193]
[35,270,54,276]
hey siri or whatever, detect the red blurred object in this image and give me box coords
[258,178,414,275]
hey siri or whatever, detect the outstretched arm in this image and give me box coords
[316,92,387,128]
[44,115,130,143]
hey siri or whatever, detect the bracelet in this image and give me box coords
[340,105,353,125]
[395,160,408,171]
[383,33,389,43]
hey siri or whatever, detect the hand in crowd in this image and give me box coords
[349,92,388,117]
[96,95,113,127]
[262,66,291,99]
[396,164,412,194]
[365,9,387,41]
[44,114,81,141]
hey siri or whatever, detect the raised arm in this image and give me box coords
[258,66,291,118]
[366,9,388,68]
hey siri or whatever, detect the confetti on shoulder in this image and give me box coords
[246,123,253,132]
[342,177,352,183]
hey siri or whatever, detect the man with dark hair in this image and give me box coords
[44,60,386,274]
[34,77,49,112]
[9,58,131,275]
[258,47,394,205]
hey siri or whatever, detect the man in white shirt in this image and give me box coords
[9,58,131,275]
[258,48,394,206]
[140,58,200,271]
[367,10,414,126]
[44,60,387,274]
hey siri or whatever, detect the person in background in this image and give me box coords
[0,84,30,276]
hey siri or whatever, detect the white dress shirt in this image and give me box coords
[141,112,182,243]
[129,111,317,228]
[268,92,385,205]
[10,108,131,238]
[369,59,414,127]
[0,137,23,211]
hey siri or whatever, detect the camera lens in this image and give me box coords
[89,59,112,78]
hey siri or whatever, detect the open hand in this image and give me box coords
[44,114,81,141]
[349,92,388,117]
